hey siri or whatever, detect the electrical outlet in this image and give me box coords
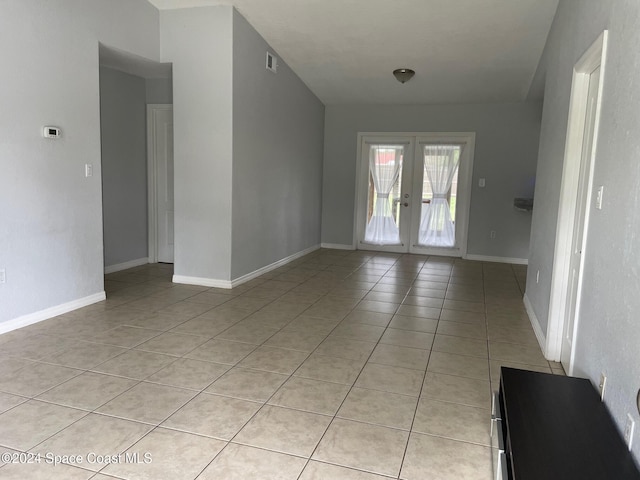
[599,373,607,401]
[624,414,635,450]
[0,269,5,284]
[490,230,496,239]
[85,164,93,178]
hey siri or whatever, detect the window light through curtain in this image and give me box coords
[364,145,403,245]
[418,144,462,247]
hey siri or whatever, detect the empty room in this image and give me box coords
[1,0,639,479]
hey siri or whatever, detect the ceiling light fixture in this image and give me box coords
[393,68,415,84]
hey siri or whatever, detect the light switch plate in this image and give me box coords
[479,178,486,188]
[85,164,93,178]
[596,186,604,210]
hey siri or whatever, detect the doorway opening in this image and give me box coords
[98,44,174,280]
[355,133,475,256]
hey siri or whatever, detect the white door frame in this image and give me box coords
[354,132,475,256]
[147,104,173,264]
[545,31,608,369]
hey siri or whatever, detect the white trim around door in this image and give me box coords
[545,31,608,369]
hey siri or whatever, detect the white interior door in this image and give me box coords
[355,133,474,256]
[148,105,174,264]
[561,66,601,370]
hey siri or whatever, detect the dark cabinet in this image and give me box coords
[492,367,640,480]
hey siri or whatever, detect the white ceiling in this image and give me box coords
[148,0,559,105]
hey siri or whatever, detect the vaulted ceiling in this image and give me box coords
[148,0,559,105]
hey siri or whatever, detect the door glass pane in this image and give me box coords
[364,145,404,245]
[418,144,461,247]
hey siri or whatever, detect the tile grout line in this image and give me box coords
[97,257,331,480]
[396,254,441,480]
[184,253,380,478]
[0,251,540,479]
[294,253,412,479]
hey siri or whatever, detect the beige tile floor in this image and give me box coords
[0,249,564,479]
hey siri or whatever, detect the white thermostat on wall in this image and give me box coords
[43,126,61,138]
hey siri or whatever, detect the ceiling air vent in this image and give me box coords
[266,52,278,73]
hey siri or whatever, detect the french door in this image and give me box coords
[355,133,475,256]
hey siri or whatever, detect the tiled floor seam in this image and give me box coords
[214,281,375,474]
[394,255,445,480]
[483,262,496,410]
[294,255,421,479]
[0,251,548,479]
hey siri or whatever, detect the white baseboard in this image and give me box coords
[523,293,548,358]
[320,243,355,250]
[173,245,322,290]
[0,292,107,335]
[105,257,149,274]
[463,254,528,265]
[172,275,233,289]
[231,244,321,287]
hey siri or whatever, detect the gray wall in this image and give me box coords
[526,0,640,460]
[322,103,542,259]
[160,6,234,281]
[146,77,173,104]
[231,11,325,279]
[0,0,159,324]
[100,66,148,268]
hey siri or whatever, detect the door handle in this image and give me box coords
[403,202,409,207]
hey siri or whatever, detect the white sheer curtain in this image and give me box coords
[418,144,462,247]
[364,145,403,245]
